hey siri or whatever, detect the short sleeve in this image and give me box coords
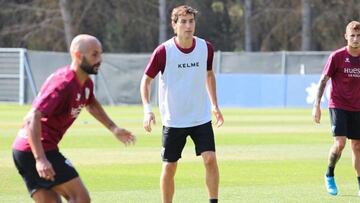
[323,52,337,77]
[144,45,166,78]
[206,41,214,71]
[32,79,68,116]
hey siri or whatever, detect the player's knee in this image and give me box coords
[335,141,346,151]
[44,199,61,203]
[67,191,90,203]
[33,198,60,203]
[351,141,360,152]
[163,162,177,174]
[82,194,91,203]
[202,152,217,166]
[78,192,91,203]
[32,189,61,203]
[72,195,91,203]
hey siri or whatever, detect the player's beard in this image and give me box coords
[80,57,100,75]
[352,44,360,49]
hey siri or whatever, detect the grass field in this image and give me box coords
[1,104,360,202]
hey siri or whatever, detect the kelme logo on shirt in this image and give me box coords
[178,62,199,69]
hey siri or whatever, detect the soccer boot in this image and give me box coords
[324,175,338,196]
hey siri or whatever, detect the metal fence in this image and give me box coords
[216,51,331,74]
[0,48,37,104]
[0,49,332,105]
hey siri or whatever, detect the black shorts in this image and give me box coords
[12,149,79,196]
[161,121,215,162]
[329,108,360,140]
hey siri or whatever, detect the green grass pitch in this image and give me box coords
[0,104,359,202]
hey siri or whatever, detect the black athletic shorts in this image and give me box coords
[161,121,215,162]
[12,149,79,196]
[329,108,360,140]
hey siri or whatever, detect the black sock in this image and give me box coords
[326,167,335,177]
[357,177,360,190]
[210,199,218,203]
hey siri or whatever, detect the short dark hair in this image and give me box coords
[171,5,198,23]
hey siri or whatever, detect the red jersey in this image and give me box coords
[13,66,95,151]
[323,47,360,111]
[145,37,214,78]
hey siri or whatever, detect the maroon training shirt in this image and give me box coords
[13,66,95,151]
[324,47,360,111]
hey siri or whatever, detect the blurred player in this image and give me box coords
[140,5,224,203]
[313,21,360,196]
[12,34,135,203]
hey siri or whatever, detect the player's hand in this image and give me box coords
[35,158,55,181]
[143,112,156,132]
[113,127,136,145]
[312,105,321,123]
[212,106,224,127]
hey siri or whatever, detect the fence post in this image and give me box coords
[24,50,38,99]
[19,49,25,105]
[216,50,221,73]
[281,51,287,74]
[281,51,287,108]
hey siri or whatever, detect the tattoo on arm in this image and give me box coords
[315,77,327,105]
[108,121,116,131]
[329,151,341,168]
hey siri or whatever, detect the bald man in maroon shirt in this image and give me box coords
[12,34,136,203]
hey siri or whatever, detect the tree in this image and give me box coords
[58,0,74,49]
[1,0,360,52]
[0,0,67,50]
[158,0,167,44]
[311,0,360,50]
[244,0,252,51]
[301,0,311,50]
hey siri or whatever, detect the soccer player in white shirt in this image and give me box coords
[140,5,224,203]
